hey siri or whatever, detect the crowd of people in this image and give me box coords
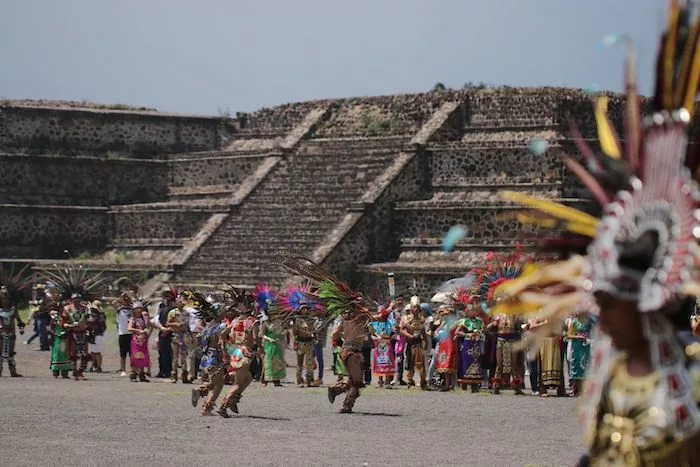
[12,267,598,399]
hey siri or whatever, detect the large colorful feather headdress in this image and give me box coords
[37,264,103,302]
[0,264,32,305]
[470,249,532,315]
[253,283,277,312]
[496,1,700,449]
[277,251,373,328]
[280,284,324,314]
[181,288,219,321]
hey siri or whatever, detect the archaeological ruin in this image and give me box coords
[0,88,626,298]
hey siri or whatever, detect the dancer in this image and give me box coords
[127,301,151,382]
[331,315,347,382]
[63,294,90,380]
[277,252,387,413]
[399,296,428,389]
[495,4,700,462]
[38,265,103,380]
[455,299,485,392]
[434,304,459,391]
[184,290,229,415]
[473,250,529,395]
[370,304,396,388]
[0,266,29,377]
[327,297,388,412]
[218,290,259,418]
[565,311,592,396]
[291,302,317,387]
[49,304,74,379]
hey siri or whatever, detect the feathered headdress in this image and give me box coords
[280,284,323,313]
[277,251,372,328]
[0,264,32,305]
[470,249,532,315]
[496,1,700,449]
[222,283,255,310]
[181,288,219,321]
[37,264,103,302]
[253,283,277,312]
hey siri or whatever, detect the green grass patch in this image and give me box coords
[18,305,117,331]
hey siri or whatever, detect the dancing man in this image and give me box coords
[0,267,29,377]
[218,291,259,418]
[186,291,229,415]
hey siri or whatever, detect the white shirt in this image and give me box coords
[185,307,202,333]
[117,307,133,335]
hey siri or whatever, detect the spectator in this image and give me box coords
[115,293,133,377]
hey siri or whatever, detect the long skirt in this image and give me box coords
[540,336,563,388]
[458,337,482,384]
[436,337,458,374]
[50,331,74,372]
[130,333,151,369]
[263,332,287,381]
[569,339,590,381]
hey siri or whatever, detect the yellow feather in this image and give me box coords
[594,97,622,159]
[682,281,700,297]
[496,257,587,297]
[674,17,700,107]
[515,212,559,229]
[502,191,600,228]
[566,222,599,238]
[683,31,700,118]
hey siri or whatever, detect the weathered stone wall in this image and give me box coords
[430,145,563,186]
[0,154,168,205]
[168,154,268,188]
[111,209,213,241]
[0,105,234,155]
[320,150,430,284]
[0,205,108,257]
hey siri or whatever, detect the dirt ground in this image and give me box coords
[2,331,582,467]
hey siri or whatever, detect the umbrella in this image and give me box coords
[431,273,477,303]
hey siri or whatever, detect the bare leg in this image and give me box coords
[219,364,253,417]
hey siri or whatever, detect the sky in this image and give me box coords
[0,0,665,115]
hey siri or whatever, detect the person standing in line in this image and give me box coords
[115,292,134,377]
[152,289,176,378]
[87,300,106,373]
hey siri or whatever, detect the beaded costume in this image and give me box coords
[0,265,29,377]
[494,3,700,464]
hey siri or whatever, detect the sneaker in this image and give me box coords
[120,371,127,377]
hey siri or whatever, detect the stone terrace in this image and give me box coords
[0,89,618,297]
[174,139,398,287]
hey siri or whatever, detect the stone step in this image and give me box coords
[195,238,320,252]
[108,237,190,248]
[392,199,589,241]
[419,184,563,201]
[111,210,211,241]
[464,120,556,129]
[109,200,229,213]
[399,238,538,250]
[168,184,236,198]
[209,227,329,240]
